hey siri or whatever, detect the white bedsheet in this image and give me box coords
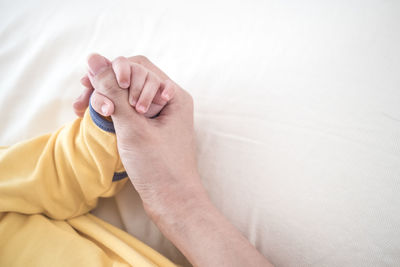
[1,0,399,266]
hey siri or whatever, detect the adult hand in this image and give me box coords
[81,54,203,218]
[75,54,272,267]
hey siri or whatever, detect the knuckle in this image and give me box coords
[114,56,126,63]
[131,62,146,75]
[94,75,118,95]
[101,77,116,91]
[165,79,176,90]
[148,71,161,84]
[132,55,149,64]
[130,63,139,73]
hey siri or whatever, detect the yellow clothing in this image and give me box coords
[0,106,177,267]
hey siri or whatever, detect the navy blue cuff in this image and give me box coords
[88,97,127,181]
[89,99,115,133]
[112,171,128,182]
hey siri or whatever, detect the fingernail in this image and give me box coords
[121,81,129,88]
[137,105,146,113]
[101,104,109,115]
[87,54,109,75]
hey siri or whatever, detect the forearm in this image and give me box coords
[147,177,273,267]
[83,53,271,266]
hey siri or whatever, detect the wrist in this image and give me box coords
[144,180,211,227]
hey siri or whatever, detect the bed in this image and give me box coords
[1,0,399,266]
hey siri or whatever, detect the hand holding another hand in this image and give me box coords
[75,54,205,220]
[73,54,272,267]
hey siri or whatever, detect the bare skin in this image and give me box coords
[74,54,273,267]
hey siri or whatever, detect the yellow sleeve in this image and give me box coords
[0,106,128,220]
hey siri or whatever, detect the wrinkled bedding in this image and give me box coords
[1,0,399,266]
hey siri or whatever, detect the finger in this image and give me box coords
[161,79,176,101]
[151,88,168,106]
[148,79,176,107]
[73,87,93,117]
[87,54,145,127]
[142,84,168,117]
[90,91,115,117]
[87,53,122,97]
[128,63,148,106]
[87,53,111,76]
[157,80,191,120]
[127,56,174,105]
[128,55,170,81]
[80,75,93,89]
[136,72,161,114]
[144,103,165,118]
[142,80,177,117]
[112,56,131,89]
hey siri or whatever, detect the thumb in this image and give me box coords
[87,53,147,132]
[90,91,114,117]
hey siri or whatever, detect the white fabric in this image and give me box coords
[1,0,399,266]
